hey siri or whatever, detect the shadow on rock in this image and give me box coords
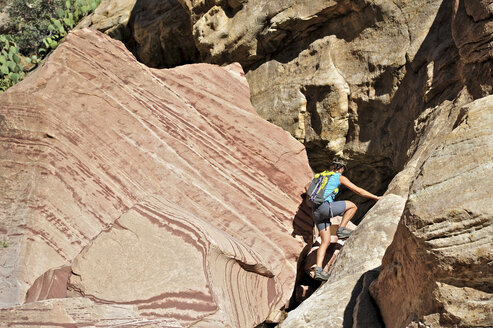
[291,193,314,244]
[343,267,384,328]
[125,0,200,68]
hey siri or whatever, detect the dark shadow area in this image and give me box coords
[301,85,334,136]
[340,158,394,225]
[343,267,384,328]
[285,242,321,310]
[304,140,332,173]
[221,1,244,19]
[254,323,277,328]
[124,0,201,68]
[291,192,315,244]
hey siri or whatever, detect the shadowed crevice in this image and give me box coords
[343,267,384,328]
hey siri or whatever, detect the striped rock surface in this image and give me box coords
[0,28,312,327]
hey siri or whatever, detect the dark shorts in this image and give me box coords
[313,201,346,231]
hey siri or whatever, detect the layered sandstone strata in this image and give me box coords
[0,28,313,327]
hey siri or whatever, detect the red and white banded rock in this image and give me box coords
[0,28,312,327]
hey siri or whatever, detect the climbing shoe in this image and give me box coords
[337,227,352,239]
[314,268,331,281]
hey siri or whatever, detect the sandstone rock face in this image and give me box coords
[281,90,493,327]
[0,297,183,327]
[370,97,493,328]
[0,28,313,327]
[274,2,492,324]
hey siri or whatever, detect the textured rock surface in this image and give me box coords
[280,79,492,328]
[370,97,493,328]
[77,0,137,40]
[0,0,8,33]
[280,88,492,327]
[0,297,183,327]
[0,28,313,327]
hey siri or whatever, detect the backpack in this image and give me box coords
[306,171,339,206]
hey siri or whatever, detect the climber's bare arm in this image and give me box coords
[339,175,381,201]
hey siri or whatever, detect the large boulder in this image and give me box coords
[370,96,493,327]
[76,0,137,40]
[0,28,313,327]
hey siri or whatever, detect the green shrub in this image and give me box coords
[44,0,101,49]
[0,0,101,92]
[0,34,25,91]
[8,0,66,55]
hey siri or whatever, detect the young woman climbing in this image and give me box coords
[310,158,381,281]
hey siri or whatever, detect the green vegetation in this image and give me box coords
[0,240,8,248]
[0,34,24,91]
[0,0,101,92]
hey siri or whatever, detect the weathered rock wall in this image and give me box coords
[277,1,492,325]
[0,28,313,327]
[370,96,493,328]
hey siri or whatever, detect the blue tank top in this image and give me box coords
[323,172,342,202]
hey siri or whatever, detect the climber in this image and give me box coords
[310,158,381,281]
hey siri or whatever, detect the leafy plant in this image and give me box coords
[7,0,66,55]
[0,0,102,93]
[39,0,102,53]
[0,35,25,90]
[0,240,8,248]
